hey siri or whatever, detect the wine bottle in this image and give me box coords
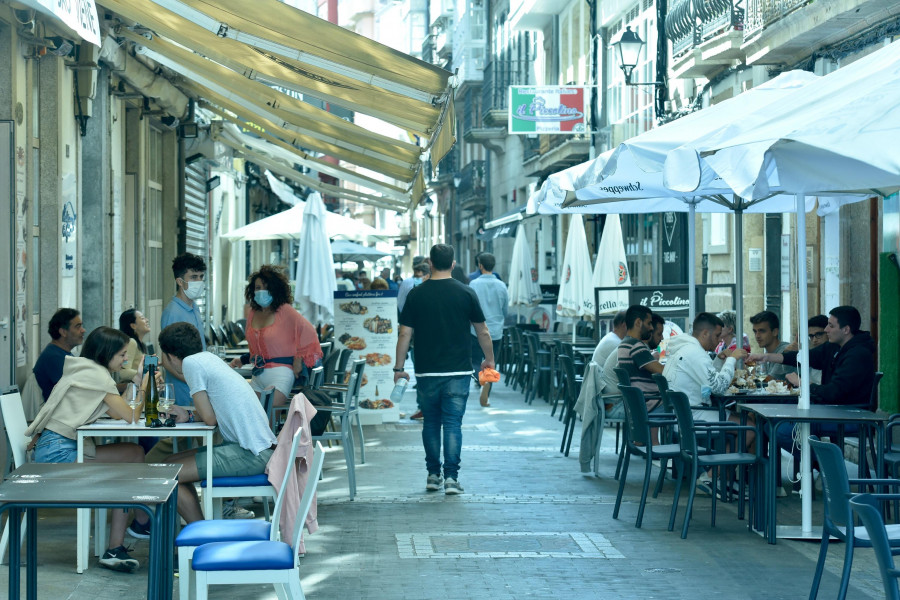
[144,363,159,426]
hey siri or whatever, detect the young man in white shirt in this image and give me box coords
[158,322,277,523]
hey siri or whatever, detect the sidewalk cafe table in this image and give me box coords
[76,420,216,572]
[736,403,887,544]
[0,462,180,600]
[709,392,798,421]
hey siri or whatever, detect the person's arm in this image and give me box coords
[118,339,141,383]
[809,348,872,405]
[393,325,413,383]
[190,390,217,425]
[103,370,149,422]
[474,322,495,370]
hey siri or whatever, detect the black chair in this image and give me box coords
[808,436,900,600]
[613,385,681,528]
[668,390,757,539]
[320,349,342,385]
[507,328,529,392]
[558,354,582,456]
[850,495,900,600]
[523,333,551,405]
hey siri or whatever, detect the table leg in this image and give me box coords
[26,508,37,600]
[204,432,213,519]
[768,420,779,544]
[143,505,159,600]
[7,507,20,599]
[76,433,89,573]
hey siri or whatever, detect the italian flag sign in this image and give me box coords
[509,86,588,134]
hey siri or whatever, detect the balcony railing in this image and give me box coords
[743,0,808,37]
[666,0,744,57]
[425,147,459,185]
[456,159,485,201]
[482,59,533,115]
[460,86,483,139]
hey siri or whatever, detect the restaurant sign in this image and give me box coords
[508,86,588,134]
[18,0,101,46]
[628,285,691,315]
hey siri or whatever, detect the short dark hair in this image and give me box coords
[693,312,724,334]
[158,322,203,360]
[245,265,293,312]
[171,253,207,279]
[430,244,455,271]
[451,265,470,285]
[829,305,861,333]
[750,310,780,331]
[413,263,430,276]
[612,310,627,328]
[625,305,652,329]
[49,308,80,340]
[651,313,665,328]
[478,252,496,272]
[808,314,828,329]
[118,308,146,353]
[81,327,130,369]
[412,255,426,266]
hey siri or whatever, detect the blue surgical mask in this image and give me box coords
[412,277,422,285]
[254,290,273,307]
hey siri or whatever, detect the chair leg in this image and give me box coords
[613,451,631,520]
[808,531,831,599]
[614,440,626,480]
[354,413,366,464]
[681,463,700,539]
[195,570,209,600]
[342,419,357,500]
[837,533,855,600]
[0,515,26,565]
[652,458,668,498]
[287,576,307,600]
[668,460,684,532]
[178,550,192,600]
[636,454,653,528]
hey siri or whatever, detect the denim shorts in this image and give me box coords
[34,430,77,464]
[195,442,274,480]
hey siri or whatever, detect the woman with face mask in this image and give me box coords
[230,265,323,407]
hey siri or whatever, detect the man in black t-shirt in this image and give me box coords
[33,308,85,401]
[394,244,494,495]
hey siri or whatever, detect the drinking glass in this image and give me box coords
[755,362,768,394]
[125,383,141,426]
[157,383,175,419]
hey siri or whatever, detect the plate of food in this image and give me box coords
[339,333,366,350]
[360,352,392,366]
[363,315,393,334]
[359,398,394,410]
[339,301,368,315]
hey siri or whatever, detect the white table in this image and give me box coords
[75,420,216,573]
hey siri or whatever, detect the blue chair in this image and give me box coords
[177,425,306,600]
[808,436,900,600]
[200,388,278,519]
[190,441,327,599]
[850,494,900,600]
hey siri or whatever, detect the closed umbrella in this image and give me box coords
[556,215,594,341]
[294,192,335,325]
[508,227,541,323]
[591,214,631,316]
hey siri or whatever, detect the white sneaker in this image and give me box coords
[444,478,464,495]
[223,501,256,519]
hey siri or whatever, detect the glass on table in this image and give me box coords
[155,383,176,427]
[125,383,142,426]
[754,362,768,394]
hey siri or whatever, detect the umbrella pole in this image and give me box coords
[688,203,697,325]
[734,203,744,346]
[796,194,812,533]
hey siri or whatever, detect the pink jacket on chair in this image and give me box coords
[266,393,318,553]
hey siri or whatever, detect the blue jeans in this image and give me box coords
[417,375,470,480]
[34,430,77,463]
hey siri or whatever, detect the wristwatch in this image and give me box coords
[393,367,405,372]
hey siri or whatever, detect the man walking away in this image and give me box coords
[394,244,494,495]
[469,253,508,407]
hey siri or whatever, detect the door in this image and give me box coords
[0,121,14,389]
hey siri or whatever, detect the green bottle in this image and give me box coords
[144,363,159,426]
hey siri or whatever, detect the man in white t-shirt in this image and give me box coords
[158,322,277,523]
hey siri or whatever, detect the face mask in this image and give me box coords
[412,277,422,285]
[255,290,274,307]
[182,280,206,300]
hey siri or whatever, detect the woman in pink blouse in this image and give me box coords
[230,265,323,407]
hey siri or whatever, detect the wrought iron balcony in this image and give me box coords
[482,59,533,125]
[456,159,486,215]
[743,0,809,38]
[667,0,744,58]
[425,148,459,186]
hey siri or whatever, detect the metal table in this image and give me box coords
[737,403,887,544]
[0,462,180,600]
[709,392,798,421]
[76,420,215,572]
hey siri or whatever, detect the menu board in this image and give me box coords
[333,290,400,424]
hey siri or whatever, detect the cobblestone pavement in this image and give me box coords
[0,379,883,599]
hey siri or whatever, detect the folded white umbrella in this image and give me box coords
[294,192,335,325]
[556,215,594,323]
[508,227,542,312]
[592,215,631,315]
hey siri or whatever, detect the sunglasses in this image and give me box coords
[149,417,176,428]
[808,332,827,340]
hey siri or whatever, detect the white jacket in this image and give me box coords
[662,334,736,408]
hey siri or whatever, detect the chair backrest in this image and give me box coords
[668,390,700,457]
[348,360,366,408]
[850,494,900,600]
[651,373,673,412]
[335,348,353,381]
[217,325,233,348]
[558,354,578,405]
[320,350,341,384]
[268,424,306,540]
[613,367,631,386]
[319,342,332,358]
[618,385,653,448]
[1,391,30,469]
[289,441,326,566]
[808,435,853,528]
[308,366,324,390]
[870,371,884,412]
[205,324,219,347]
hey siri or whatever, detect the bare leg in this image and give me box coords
[271,388,288,407]
[165,448,204,523]
[92,443,146,548]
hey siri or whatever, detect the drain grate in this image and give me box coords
[396,532,625,559]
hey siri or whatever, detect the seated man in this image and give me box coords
[601,310,665,421]
[33,308,86,401]
[158,322,277,523]
[616,306,665,406]
[806,314,829,385]
[749,310,796,378]
[591,310,626,368]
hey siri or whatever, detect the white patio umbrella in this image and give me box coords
[330,240,390,263]
[556,214,595,341]
[592,214,631,316]
[221,200,383,242]
[294,192,336,325]
[508,227,542,324]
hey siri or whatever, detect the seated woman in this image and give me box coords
[117,308,151,390]
[25,326,151,573]
[230,265,323,407]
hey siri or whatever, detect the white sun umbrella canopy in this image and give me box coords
[556,215,595,341]
[294,192,336,325]
[508,227,542,322]
[591,214,631,315]
[221,202,382,242]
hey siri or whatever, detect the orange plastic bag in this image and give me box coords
[478,368,500,385]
